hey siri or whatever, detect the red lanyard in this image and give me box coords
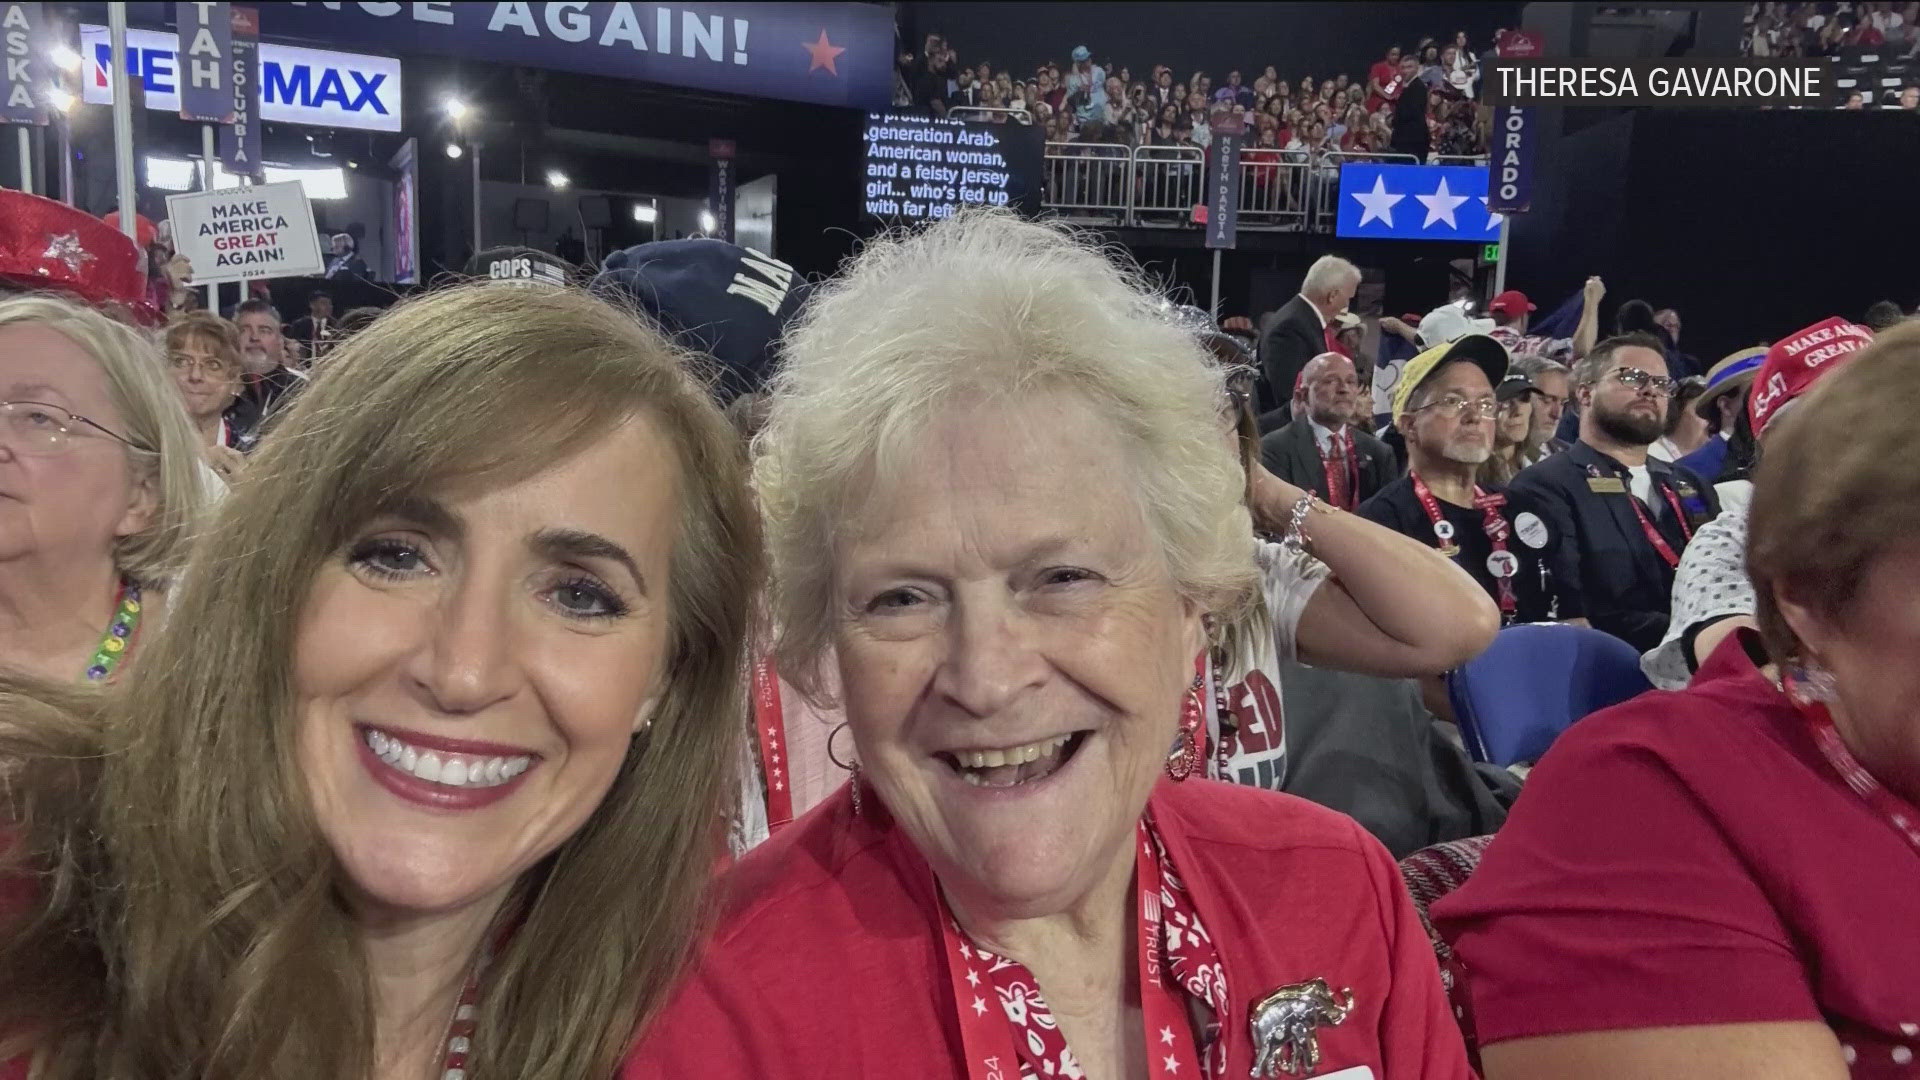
[749,656,793,833]
[1411,473,1517,619]
[936,819,1204,1080]
[1624,480,1692,569]
[1787,681,1920,855]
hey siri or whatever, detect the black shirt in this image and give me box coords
[1358,473,1555,624]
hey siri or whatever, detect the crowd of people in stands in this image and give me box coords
[896,30,1498,161]
[2,180,1917,1080]
[1746,0,1920,56]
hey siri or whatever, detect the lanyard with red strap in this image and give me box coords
[1622,480,1693,569]
[1411,473,1517,619]
[749,656,794,833]
[935,818,1204,1080]
[1787,679,1920,856]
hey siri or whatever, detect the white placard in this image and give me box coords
[166,180,323,285]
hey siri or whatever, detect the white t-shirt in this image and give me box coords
[1626,462,1654,507]
[1202,540,1331,791]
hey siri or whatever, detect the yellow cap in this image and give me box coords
[1391,334,1511,420]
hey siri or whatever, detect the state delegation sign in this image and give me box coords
[166,180,323,284]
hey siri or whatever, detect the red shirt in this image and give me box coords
[1366,59,1397,112]
[625,779,1473,1078]
[1433,633,1920,1074]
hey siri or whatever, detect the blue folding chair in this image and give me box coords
[1447,624,1653,767]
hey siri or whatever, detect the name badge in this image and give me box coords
[1587,477,1626,494]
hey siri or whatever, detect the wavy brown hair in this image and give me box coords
[0,282,761,1078]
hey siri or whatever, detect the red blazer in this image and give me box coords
[623,778,1472,1078]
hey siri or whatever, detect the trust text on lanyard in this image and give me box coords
[1787,678,1920,856]
[936,819,1204,1080]
[1411,473,1518,620]
[749,657,794,832]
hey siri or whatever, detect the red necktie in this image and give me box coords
[1323,436,1350,510]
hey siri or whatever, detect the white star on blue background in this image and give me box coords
[1337,164,1503,241]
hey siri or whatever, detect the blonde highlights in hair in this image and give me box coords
[0,283,760,1078]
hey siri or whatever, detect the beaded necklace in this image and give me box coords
[81,580,143,682]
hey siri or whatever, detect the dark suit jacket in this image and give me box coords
[1390,77,1430,158]
[1505,441,1720,653]
[1260,419,1397,509]
[1256,294,1327,414]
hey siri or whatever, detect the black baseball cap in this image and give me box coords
[462,246,574,288]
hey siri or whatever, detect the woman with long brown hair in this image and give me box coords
[0,282,760,1078]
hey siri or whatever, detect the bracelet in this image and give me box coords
[1280,493,1323,554]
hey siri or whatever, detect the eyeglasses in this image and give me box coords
[169,353,235,377]
[1414,395,1499,420]
[0,400,153,456]
[1609,367,1679,397]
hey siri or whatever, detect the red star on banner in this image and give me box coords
[804,29,846,75]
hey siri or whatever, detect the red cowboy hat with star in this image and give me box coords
[0,191,159,323]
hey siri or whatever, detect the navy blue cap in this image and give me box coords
[593,238,808,402]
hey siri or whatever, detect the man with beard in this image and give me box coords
[1507,333,1719,651]
[1259,351,1396,509]
[1360,336,1553,624]
[232,298,308,426]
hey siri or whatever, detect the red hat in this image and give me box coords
[0,192,153,316]
[1747,316,1874,435]
[1487,290,1535,319]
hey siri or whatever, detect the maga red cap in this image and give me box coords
[1748,316,1874,435]
[0,192,153,316]
[1487,290,1535,319]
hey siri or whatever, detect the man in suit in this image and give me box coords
[1507,333,1720,652]
[1257,254,1360,413]
[1389,52,1430,160]
[1261,352,1396,511]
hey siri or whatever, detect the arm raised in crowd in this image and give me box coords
[1569,275,1606,360]
[1250,461,1498,676]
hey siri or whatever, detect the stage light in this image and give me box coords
[46,87,76,113]
[633,203,657,224]
[699,209,717,232]
[50,45,80,73]
[444,97,470,122]
[546,169,569,190]
[445,142,463,159]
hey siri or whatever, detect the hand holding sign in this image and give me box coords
[165,180,323,285]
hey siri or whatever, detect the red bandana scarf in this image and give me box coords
[942,816,1229,1079]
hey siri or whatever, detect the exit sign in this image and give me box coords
[1481,243,1501,265]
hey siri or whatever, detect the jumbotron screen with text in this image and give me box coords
[862,112,1046,222]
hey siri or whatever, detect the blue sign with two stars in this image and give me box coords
[1335,163,1504,241]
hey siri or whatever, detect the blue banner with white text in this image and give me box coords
[260,2,893,110]
[1335,163,1503,242]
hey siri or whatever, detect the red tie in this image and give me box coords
[1323,436,1350,510]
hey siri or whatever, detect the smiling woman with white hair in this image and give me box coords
[629,211,1474,1079]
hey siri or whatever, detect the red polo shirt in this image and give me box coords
[1433,633,1920,1074]
[625,779,1472,1078]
